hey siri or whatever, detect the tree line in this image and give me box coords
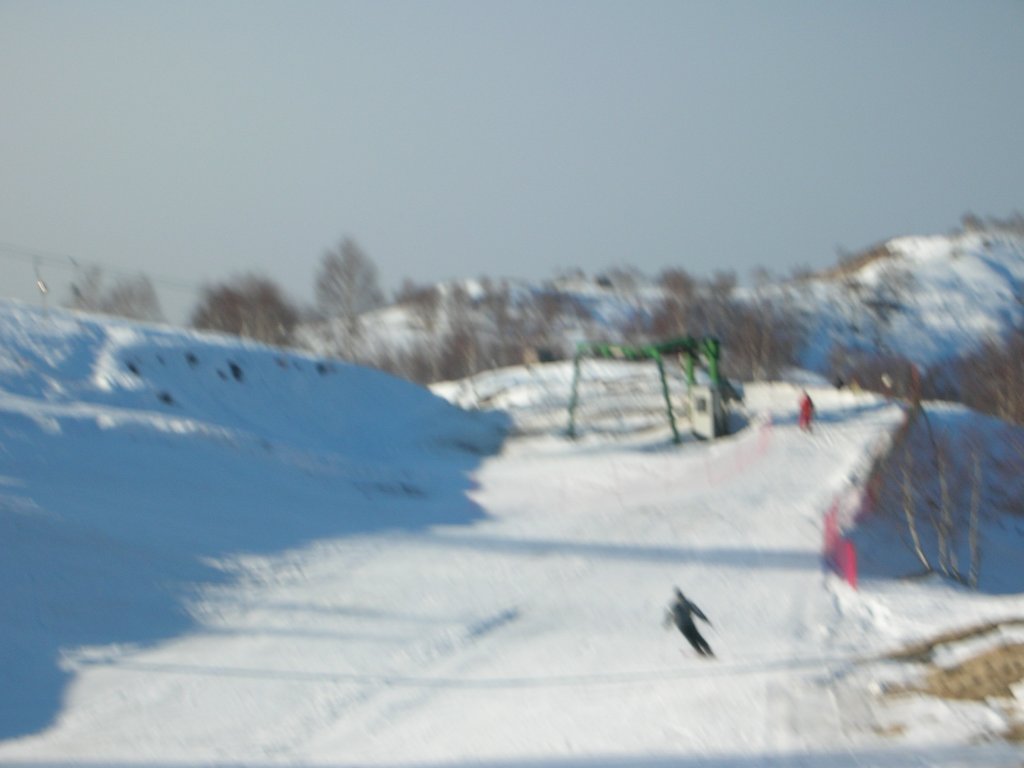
[61,235,806,385]
[62,221,1024,430]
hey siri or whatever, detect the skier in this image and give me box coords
[667,587,714,657]
[798,389,815,432]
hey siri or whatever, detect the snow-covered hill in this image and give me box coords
[1,300,1022,766]
[0,302,507,741]
[301,228,1024,386]
[790,230,1024,371]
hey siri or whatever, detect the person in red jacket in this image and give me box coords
[798,390,815,432]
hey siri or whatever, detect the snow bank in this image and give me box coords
[0,301,508,740]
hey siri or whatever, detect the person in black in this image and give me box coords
[668,587,714,657]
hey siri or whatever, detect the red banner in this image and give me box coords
[823,500,858,589]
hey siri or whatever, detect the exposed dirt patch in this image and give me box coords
[884,619,1024,665]
[879,619,1024,744]
[1004,721,1024,743]
[872,722,907,738]
[821,242,894,279]
[913,643,1024,701]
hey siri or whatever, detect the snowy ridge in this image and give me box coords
[300,229,1024,382]
[1,300,1023,765]
[793,230,1024,371]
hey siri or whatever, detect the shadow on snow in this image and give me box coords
[0,394,510,741]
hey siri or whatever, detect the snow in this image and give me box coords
[784,230,1024,372]
[1,300,1022,766]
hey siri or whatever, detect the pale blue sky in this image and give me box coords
[1,0,1022,320]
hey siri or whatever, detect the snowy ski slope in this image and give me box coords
[0,301,1021,766]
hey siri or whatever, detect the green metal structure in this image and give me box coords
[566,336,721,444]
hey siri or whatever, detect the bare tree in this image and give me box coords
[659,268,697,301]
[516,286,585,358]
[900,440,932,572]
[860,261,915,351]
[649,299,685,339]
[933,432,955,578]
[66,266,105,312]
[437,284,481,381]
[694,270,737,338]
[396,280,442,334]
[652,268,697,337]
[716,271,802,381]
[954,330,1024,426]
[597,266,650,343]
[100,275,164,322]
[598,266,644,293]
[960,211,985,233]
[315,237,385,353]
[968,446,983,589]
[190,273,298,346]
[476,279,526,368]
[66,267,164,322]
[875,411,990,588]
